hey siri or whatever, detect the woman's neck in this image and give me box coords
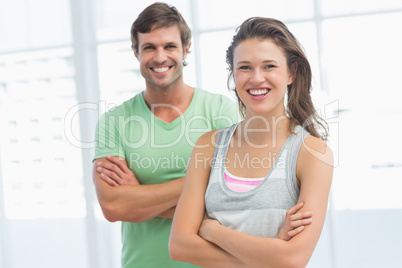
[238,114,290,146]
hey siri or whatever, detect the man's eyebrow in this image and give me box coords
[140,43,154,48]
[163,41,180,47]
[140,42,180,49]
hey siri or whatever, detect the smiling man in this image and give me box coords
[91,2,238,268]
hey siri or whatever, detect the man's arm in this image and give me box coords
[93,157,184,223]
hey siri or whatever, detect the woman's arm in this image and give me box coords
[169,130,247,268]
[198,135,334,268]
[170,131,318,267]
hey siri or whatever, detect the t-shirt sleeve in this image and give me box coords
[211,96,240,130]
[93,111,125,161]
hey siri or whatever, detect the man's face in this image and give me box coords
[134,25,190,91]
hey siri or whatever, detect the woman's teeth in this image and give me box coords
[248,89,269,96]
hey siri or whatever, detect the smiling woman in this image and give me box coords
[169,17,333,268]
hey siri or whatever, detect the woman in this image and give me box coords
[169,17,333,267]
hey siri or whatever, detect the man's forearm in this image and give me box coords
[158,207,176,219]
[96,176,185,223]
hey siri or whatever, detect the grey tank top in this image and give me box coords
[205,123,308,238]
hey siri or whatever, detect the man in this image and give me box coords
[92,2,238,268]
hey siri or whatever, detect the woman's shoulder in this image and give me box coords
[298,135,334,173]
[198,123,236,145]
[198,128,220,142]
[303,134,329,151]
[192,129,220,154]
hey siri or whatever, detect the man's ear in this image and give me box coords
[132,45,139,59]
[184,41,191,57]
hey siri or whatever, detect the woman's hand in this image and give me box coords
[198,218,221,242]
[199,202,312,243]
[276,202,313,241]
[96,155,139,186]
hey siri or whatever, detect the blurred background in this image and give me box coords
[0,0,401,267]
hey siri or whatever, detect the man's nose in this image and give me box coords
[154,48,167,63]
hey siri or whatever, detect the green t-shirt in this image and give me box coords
[94,88,239,268]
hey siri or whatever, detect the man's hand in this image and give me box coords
[276,202,313,241]
[96,155,139,186]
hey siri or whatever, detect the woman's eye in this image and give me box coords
[239,66,251,70]
[265,65,275,69]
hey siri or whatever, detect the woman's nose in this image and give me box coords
[250,69,264,84]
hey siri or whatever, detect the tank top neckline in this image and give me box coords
[219,123,296,194]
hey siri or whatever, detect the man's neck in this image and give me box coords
[143,83,195,123]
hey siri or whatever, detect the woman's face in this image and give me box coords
[233,38,293,118]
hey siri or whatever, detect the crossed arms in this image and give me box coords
[93,155,314,233]
[169,130,333,268]
[92,155,183,222]
[92,134,328,267]
[93,154,312,230]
